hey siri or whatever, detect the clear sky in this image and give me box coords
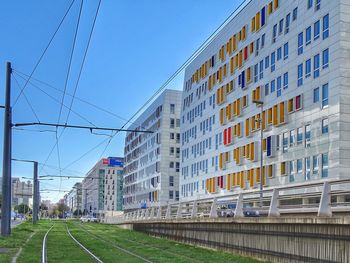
[0,0,242,202]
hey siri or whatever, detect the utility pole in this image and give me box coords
[32,161,39,224]
[1,62,12,236]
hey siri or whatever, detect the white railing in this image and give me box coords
[118,179,350,223]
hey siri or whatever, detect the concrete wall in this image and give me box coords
[131,218,350,263]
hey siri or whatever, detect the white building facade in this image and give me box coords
[180,0,350,202]
[123,89,182,212]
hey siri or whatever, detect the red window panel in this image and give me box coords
[295,95,302,110]
[244,46,248,61]
[227,127,232,144]
[217,177,220,186]
[223,129,227,145]
[219,176,224,188]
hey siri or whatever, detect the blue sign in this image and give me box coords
[108,157,124,167]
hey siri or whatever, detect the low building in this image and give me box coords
[12,178,33,208]
[66,182,83,215]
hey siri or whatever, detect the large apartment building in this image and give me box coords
[123,89,182,212]
[82,157,124,217]
[180,0,350,202]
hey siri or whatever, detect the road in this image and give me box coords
[0,219,23,229]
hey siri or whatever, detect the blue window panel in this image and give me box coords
[261,6,266,26]
[254,63,258,83]
[277,47,282,61]
[314,54,320,78]
[298,32,303,55]
[307,0,313,9]
[241,71,245,89]
[271,52,276,72]
[271,79,276,93]
[265,83,269,96]
[272,24,277,43]
[316,0,321,10]
[283,72,288,89]
[285,13,291,34]
[297,64,303,87]
[313,87,320,103]
[305,59,311,78]
[283,42,289,60]
[279,19,284,34]
[314,20,320,40]
[238,74,242,86]
[322,48,329,69]
[306,26,312,45]
[265,56,269,69]
[322,83,328,108]
[292,7,298,21]
[277,76,282,97]
[259,60,264,80]
[267,136,272,157]
[323,14,329,39]
[261,33,265,48]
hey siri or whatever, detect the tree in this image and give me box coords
[14,203,31,214]
[73,209,82,217]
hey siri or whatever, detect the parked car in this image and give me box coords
[80,215,98,223]
[243,210,260,217]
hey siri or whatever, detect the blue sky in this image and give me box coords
[0,0,241,202]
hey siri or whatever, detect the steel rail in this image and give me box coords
[41,224,55,263]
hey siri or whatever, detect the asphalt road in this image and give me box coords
[0,219,23,229]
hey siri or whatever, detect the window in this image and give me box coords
[271,79,276,93]
[306,26,311,45]
[170,147,174,155]
[298,32,303,55]
[305,124,311,147]
[169,162,174,168]
[322,48,329,69]
[169,190,173,199]
[265,83,269,96]
[277,47,282,61]
[292,7,298,21]
[170,132,175,139]
[170,118,175,128]
[297,159,303,175]
[305,157,311,180]
[297,127,303,145]
[283,72,288,89]
[322,83,329,108]
[170,104,175,114]
[283,132,288,153]
[307,0,313,9]
[265,56,269,69]
[313,155,319,175]
[271,52,276,72]
[305,59,311,78]
[279,19,284,34]
[285,13,291,34]
[176,118,180,127]
[272,24,277,43]
[323,14,329,39]
[314,54,320,78]
[321,153,328,177]
[313,87,320,103]
[322,118,329,134]
[259,60,264,79]
[283,42,289,60]
[169,176,174,186]
[176,162,180,172]
[289,161,295,182]
[315,0,321,11]
[256,38,260,56]
[296,95,302,110]
[277,76,282,97]
[290,130,295,146]
[314,20,320,40]
[297,64,303,87]
[254,63,258,82]
[261,33,265,48]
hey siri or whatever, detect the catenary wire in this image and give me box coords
[13,0,76,107]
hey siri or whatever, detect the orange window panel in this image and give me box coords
[238,50,243,68]
[208,76,212,91]
[225,151,229,163]
[273,104,278,125]
[247,67,252,83]
[242,95,247,108]
[279,102,285,124]
[252,89,256,102]
[256,12,261,31]
[263,138,267,151]
[219,67,223,83]
[280,162,286,176]
[229,80,233,93]
[268,108,273,124]
[249,169,255,188]
[288,98,294,113]
[242,144,246,157]
[233,100,237,116]
[240,171,245,188]
[228,38,232,54]
[245,118,250,137]
[233,35,237,51]
[256,86,261,100]
[268,164,273,178]
[238,30,242,41]
[251,115,256,131]
[230,57,234,75]
[250,142,255,161]
[250,42,254,54]
[262,110,266,130]
[251,17,256,32]
[220,108,224,125]
[227,174,231,191]
[246,144,250,159]
[220,86,225,103]
[219,153,223,170]
[256,113,261,130]
[236,98,241,116]
[247,169,251,181]
[223,64,227,78]
[242,26,246,40]
[274,0,279,10]
[235,54,239,69]
[216,89,220,104]
[232,173,236,187]
[237,122,241,137]
[268,2,273,14]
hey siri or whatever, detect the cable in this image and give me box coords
[13,0,76,107]
[13,127,56,133]
[66,0,101,123]
[12,75,40,123]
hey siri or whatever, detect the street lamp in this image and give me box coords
[253,99,264,208]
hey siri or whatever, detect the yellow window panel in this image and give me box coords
[223,64,227,78]
[263,138,267,151]
[208,76,212,91]
[227,174,231,191]
[280,162,286,176]
[246,144,250,159]
[250,42,254,54]
[274,0,279,10]
[238,50,243,68]
[288,98,294,113]
[242,95,247,108]
[247,67,252,83]
[225,152,229,163]
[240,171,245,188]
[252,89,256,102]
[232,173,236,187]
[273,104,278,126]
[242,26,246,40]
[220,108,224,125]
[268,164,273,178]
[268,2,273,14]
[268,107,273,124]
[238,30,242,41]
[256,113,261,129]
[219,153,223,170]
[216,89,220,104]
[220,86,225,103]
[251,17,256,32]
[256,12,261,31]
[230,57,234,75]
[279,102,285,124]
[228,38,232,54]
[247,169,251,181]
[229,80,233,93]
[237,122,241,137]
[256,167,260,183]
[250,142,255,161]
[242,144,246,157]
[236,98,241,116]
[251,115,256,131]
[250,169,255,188]
[233,35,237,51]
[245,118,250,137]
[256,86,261,100]
[233,100,237,116]
[262,110,266,130]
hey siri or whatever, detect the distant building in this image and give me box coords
[82,157,124,217]
[123,89,182,212]
[12,178,33,208]
[66,182,83,214]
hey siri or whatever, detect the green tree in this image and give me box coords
[14,203,31,214]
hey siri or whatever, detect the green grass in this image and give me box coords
[1,220,263,262]
[69,221,262,263]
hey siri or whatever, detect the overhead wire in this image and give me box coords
[13,0,76,107]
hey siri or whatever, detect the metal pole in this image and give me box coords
[259,105,263,208]
[33,161,38,224]
[1,62,12,236]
